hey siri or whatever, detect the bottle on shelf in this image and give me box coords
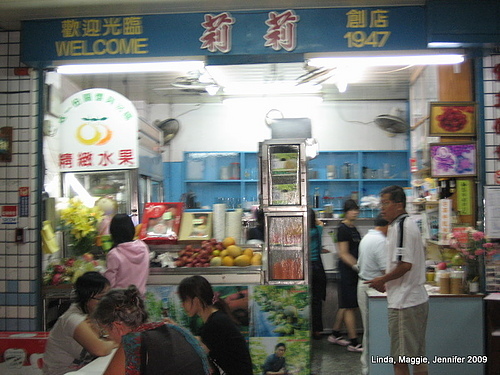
[314,187,320,208]
[342,162,351,179]
[327,165,336,179]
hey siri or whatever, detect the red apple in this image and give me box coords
[437,262,447,270]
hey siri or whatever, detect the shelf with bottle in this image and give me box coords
[183,151,259,209]
[308,150,410,209]
[308,150,409,182]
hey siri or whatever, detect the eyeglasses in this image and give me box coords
[380,200,402,207]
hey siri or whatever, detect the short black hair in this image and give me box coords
[343,199,359,213]
[374,215,389,227]
[380,185,407,208]
[74,271,110,314]
[275,343,286,350]
[110,213,135,246]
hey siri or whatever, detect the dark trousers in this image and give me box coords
[312,260,327,333]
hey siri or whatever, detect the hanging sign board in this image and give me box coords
[21,7,427,66]
[59,88,138,172]
[456,179,472,216]
[438,199,452,239]
[1,205,17,225]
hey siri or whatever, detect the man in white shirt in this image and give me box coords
[366,185,429,375]
[357,215,388,375]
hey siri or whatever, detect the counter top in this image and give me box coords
[65,349,116,375]
[366,286,484,298]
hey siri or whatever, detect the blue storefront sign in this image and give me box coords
[21,6,427,67]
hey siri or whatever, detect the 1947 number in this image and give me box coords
[344,31,391,48]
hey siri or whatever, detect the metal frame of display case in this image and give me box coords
[260,138,316,285]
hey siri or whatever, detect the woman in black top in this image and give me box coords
[178,275,253,375]
[327,199,363,352]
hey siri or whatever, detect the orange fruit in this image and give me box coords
[226,245,242,258]
[222,237,236,248]
[234,254,251,267]
[221,256,234,266]
[251,253,262,266]
[220,250,228,257]
[243,248,253,258]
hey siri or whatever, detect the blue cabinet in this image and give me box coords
[308,150,410,215]
[181,150,409,211]
[183,151,259,209]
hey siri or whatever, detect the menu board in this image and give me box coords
[484,186,500,239]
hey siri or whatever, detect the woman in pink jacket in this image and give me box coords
[104,214,149,295]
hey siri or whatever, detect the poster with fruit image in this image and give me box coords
[250,285,309,337]
[145,285,250,335]
[429,102,476,136]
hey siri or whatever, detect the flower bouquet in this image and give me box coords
[447,227,499,292]
[60,198,104,256]
[43,255,105,286]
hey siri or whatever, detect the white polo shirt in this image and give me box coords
[385,214,428,309]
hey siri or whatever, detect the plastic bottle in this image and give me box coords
[314,187,320,208]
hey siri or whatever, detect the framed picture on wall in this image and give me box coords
[429,102,476,136]
[430,142,476,178]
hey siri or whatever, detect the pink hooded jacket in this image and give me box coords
[104,239,149,295]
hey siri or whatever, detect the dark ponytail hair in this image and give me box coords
[92,285,147,329]
[178,276,233,318]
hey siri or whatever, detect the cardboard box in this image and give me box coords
[0,332,49,374]
[139,202,183,244]
[179,212,212,240]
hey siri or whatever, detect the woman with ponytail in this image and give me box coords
[178,275,253,375]
[92,285,210,375]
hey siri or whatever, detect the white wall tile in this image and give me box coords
[18,280,30,293]
[6,255,18,267]
[18,306,31,318]
[6,306,18,318]
[6,268,18,279]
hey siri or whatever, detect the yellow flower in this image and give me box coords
[60,199,104,254]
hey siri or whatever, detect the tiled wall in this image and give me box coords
[483,54,500,185]
[0,31,40,331]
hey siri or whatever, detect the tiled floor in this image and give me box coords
[311,334,363,375]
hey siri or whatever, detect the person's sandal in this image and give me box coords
[347,344,363,352]
[327,334,350,346]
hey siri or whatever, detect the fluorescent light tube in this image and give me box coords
[57,61,205,74]
[308,54,464,68]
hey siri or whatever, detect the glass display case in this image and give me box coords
[260,138,316,285]
[62,169,138,216]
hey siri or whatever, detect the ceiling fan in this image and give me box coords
[154,70,220,95]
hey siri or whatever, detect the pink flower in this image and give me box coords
[472,231,485,241]
[484,242,494,248]
[475,249,486,256]
[488,250,498,257]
